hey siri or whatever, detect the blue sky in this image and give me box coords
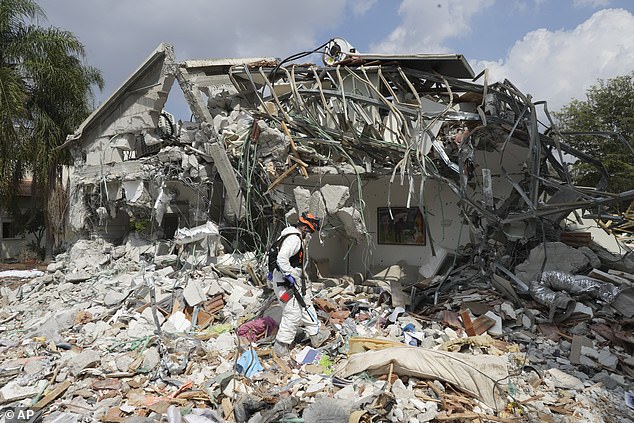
[37,0,634,119]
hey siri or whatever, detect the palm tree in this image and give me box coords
[0,0,103,256]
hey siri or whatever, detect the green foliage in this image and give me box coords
[130,218,151,234]
[0,0,103,252]
[554,72,634,196]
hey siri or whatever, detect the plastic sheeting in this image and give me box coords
[336,346,508,409]
[174,221,220,245]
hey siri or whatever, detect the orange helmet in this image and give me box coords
[298,212,321,232]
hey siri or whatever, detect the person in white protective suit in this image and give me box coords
[271,212,330,357]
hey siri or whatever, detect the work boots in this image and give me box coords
[309,329,330,348]
[273,340,290,357]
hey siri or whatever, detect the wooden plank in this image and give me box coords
[608,269,634,282]
[281,121,308,177]
[222,397,234,421]
[588,268,631,286]
[460,310,474,336]
[471,315,496,336]
[461,309,495,336]
[266,163,299,193]
[435,411,517,422]
[272,353,292,374]
[560,231,592,247]
[246,264,264,287]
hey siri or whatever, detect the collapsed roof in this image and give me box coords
[62,40,634,292]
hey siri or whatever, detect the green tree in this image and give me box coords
[554,72,634,198]
[0,0,103,254]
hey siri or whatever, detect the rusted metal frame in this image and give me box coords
[334,65,350,124]
[501,189,634,223]
[279,65,308,115]
[344,65,408,147]
[377,67,414,142]
[535,176,598,202]
[538,101,573,185]
[294,88,479,122]
[540,135,609,191]
[500,79,541,210]
[310,67,341,136]
[229,65,276,121]
[493,104,539,213]
[257,67,292,123]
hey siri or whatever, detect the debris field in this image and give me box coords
[1,38,634,422]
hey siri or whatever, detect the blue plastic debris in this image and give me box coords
[235,348,263,378]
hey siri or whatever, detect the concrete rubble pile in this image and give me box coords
[1,39,634,421]
[0,234,633,422]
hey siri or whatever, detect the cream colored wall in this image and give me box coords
[300,139,530,277]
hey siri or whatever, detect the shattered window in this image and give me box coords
[1,221,18,239]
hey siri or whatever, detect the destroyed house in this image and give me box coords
[62,41,634,294]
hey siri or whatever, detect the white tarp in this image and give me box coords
[174,221,220,245]
[0,270,45,278]
[336,346,508,409]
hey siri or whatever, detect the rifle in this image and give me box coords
[282,275,317,323]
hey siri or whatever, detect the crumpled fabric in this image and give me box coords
[237,316,278,342]
[236,348,263,379]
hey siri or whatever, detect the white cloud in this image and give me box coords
[573,0,611,8]
[370,0,495,53]
[37,0,347,103]
[473,9,634,111]
[350,0,377,16]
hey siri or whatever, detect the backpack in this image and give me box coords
[267,233,301,274]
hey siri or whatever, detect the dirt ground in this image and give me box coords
[0,260,48,271]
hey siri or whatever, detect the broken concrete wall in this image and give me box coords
[62,40,634,298]
[69,44,175,168]
[64,44,177,238]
